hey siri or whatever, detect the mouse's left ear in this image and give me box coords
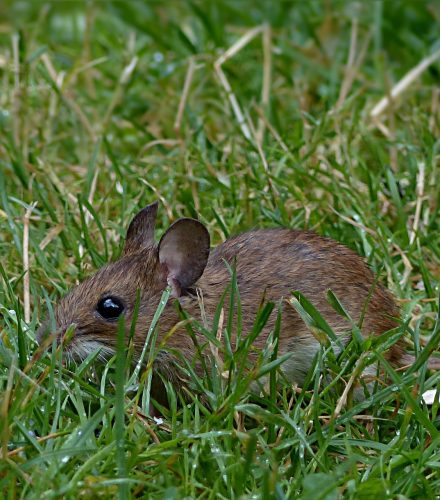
[158,218,210,297]
[123,201,159,255]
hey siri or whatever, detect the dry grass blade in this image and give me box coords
[370,47,440,118]
[256,24,272,144]
[214,25,267,142]
[409,161,425,245]
[101,55,139,131]
[42,53,96,140]
[209,307,224,376]
[335,17,358,111]
[174,56,197,133]
[429,87,439,134]
[127,408,162,444]
[255,106,290,153]
[12,33,20,148]
[330,208,377,236]
[333,352,368,418]
[247,110,279,200]
[7,431,68,458]
[334,22,372,112]
[391,243,413,287]
[39,224,64,251]
[79,165,99,258]
[139,139,181,154]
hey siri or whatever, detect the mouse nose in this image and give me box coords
[37,321,77,348]
[36,320,63,345]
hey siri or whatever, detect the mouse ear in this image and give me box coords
[158,218,210,297]
[123,201,159,255]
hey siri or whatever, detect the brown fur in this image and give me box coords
[38,205,405,401]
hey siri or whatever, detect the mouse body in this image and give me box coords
[38,202,403,399]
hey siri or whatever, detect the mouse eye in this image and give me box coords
[96,297,125,320]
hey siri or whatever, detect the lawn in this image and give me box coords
[0,0,439,498]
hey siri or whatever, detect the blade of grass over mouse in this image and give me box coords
[289,291,344,351]
[185,323,216,397]
[222,258,240,361]
[127,289,142,363]
[268,305,282,443]
[326,289,364,345]
[115,315,128,500]
[128,287,171,387]
[131,287,171,414]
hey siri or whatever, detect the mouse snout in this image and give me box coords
[36,320,77,347]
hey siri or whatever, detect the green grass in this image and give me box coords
[1,0,440,497]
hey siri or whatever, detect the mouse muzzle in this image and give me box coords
[36,320,77,348]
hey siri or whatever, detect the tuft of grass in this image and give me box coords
[1,0,439,497]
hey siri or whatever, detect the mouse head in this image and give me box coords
[37,202,210,362]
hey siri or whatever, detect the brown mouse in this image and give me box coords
[38,201,407,402]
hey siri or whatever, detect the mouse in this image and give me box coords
[37,201,415,404]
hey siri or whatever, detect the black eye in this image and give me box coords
[96,297,125,320]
